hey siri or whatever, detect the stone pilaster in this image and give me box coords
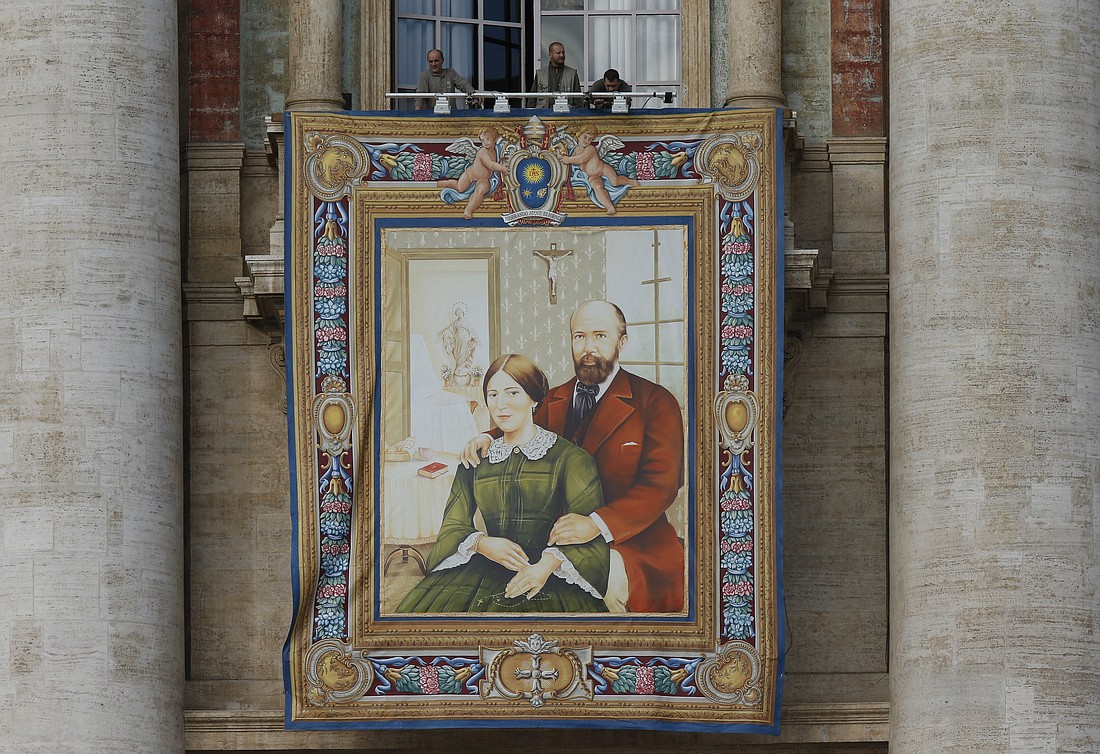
[724,0,785,108]
[0,1,184,751]
[285,0,345,111]
[889,1,1100,751]
[360,0,392,110]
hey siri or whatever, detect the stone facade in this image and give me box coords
[1,0,1096,752]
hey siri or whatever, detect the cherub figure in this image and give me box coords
[560,129,640,215]
[438,127,508,219]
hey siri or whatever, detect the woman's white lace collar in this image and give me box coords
[487,426,558,463]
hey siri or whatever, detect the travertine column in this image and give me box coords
[285,0,345,111]
[890,1,1099,752]
[0,2,183,752]
[724,0,785,108]
[0,0,182,748]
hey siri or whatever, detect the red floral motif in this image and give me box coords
[420,665,441,694]
[314,285,348,298]
[732,283,754,296]
[316,241,347,257]
[413,152,433,182]
[731,538,753,553]
[722,581,753,598]
[321,500,352,514]
[318,584,347,598]
[719,496,752,512]
[720,324,753,340]
[635,665,656,694]
[321,541,351,554]
[315,326,348,343]
[636,152,655,180]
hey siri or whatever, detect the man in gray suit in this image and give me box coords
[415,49,477,110]
[527,42,581,108]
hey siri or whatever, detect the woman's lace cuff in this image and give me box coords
[432,532,481,572]
[544,547,604,599]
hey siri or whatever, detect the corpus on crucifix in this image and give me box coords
[532,242,574,305]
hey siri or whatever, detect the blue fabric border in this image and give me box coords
[279,108,787,735]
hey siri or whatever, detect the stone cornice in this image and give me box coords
[183,142,246,171]
[830,273,889,297]
[827,136,888,165]
[785,249,832,335]
[234,254,285,334]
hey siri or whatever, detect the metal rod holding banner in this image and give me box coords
[384,91,676,114]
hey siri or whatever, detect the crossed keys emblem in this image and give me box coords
[479,633,593,708]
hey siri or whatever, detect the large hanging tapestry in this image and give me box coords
[284,108,785,732]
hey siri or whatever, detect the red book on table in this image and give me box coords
[416,461,448,479]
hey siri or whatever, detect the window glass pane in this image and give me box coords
[656,228,686,319]
[628,323,657,362]
[637,0,679,9]
[396,0,434,14]
[636,14,679,80]
[484,25,523,92]
[604,230,655,324]
[658,365,686,407]
[538,15,584,73]
[440,0,475,17]
[587,15,630,83]
[440,22,477,86]
[397,18,434,89]
[484,0,521,23]
[657,273,685,321]
[541,0,584,10]
[625,363,657,382]
[658,321,684,362]
[591,0,632,9]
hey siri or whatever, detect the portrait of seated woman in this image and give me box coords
[396,353,610,613]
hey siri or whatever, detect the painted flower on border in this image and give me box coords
[313,259,346,284]
[723,604,755,638]
[413,152,433,182]
[317,350,348,377]
[721,254,753,280]
[721,346,750,374]
[314,607,345,639]
[314,296,347,319]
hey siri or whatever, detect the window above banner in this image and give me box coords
[392,1,683,110]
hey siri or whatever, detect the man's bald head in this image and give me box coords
[570,300,627,338]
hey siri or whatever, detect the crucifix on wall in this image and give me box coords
[532,242,574,305]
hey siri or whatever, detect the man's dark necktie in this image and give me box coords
[574,382,598,421]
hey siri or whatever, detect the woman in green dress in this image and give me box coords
[396,354,609,613]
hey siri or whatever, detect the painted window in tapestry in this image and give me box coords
[604,228,687,408]
[393,0,527,109]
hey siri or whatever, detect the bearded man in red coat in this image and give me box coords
[463,300,685,612]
